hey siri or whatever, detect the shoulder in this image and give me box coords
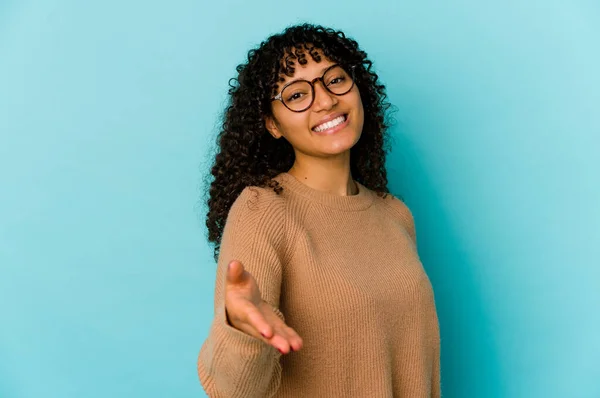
[226,183,288,239]
[378,192,415,225]
[375,192,417,244]
[230,184,286,218]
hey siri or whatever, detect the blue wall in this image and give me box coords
[1,1,598,397]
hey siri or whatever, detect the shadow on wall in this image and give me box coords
[385,100,505,398]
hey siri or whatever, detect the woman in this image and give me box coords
[198,23,441,397]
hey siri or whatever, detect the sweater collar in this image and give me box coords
[275,172,374,211]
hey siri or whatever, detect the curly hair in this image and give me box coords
[203,23,394,262]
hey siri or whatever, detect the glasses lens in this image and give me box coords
[282,81,313,111]
[323,66,353,95]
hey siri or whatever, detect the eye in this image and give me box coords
[287,92,306,102]
[328,76,346,85]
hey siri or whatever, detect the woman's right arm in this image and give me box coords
[197,188,302,398]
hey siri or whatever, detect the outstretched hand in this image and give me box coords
[224,260,303,354]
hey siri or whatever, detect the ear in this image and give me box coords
[265,116,283,139]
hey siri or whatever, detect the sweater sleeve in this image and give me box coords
[197,187,287,398]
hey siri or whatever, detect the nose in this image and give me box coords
[312,80,336,111]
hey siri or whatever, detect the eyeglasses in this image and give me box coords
[271,64,356,112]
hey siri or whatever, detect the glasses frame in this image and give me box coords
[270,64,356,113]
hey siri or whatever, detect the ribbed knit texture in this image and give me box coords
[198,172,441,398]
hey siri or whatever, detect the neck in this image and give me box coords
[287,154,357,196]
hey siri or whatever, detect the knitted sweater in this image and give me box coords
[197,172,441,397]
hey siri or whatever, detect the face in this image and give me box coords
[265,55,364,159]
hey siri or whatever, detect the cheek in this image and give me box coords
[273,108,310,136]
[356,88,364,110]
[352,91,365,128]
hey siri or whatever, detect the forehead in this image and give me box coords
[277,47,335,84]
[282,60,335,83]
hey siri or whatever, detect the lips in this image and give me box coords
[312,113,348,132]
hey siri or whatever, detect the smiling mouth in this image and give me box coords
[312,114,348,132]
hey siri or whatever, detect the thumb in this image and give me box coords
[226,260,245,284]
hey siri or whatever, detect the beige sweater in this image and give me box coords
[198,172,441,397]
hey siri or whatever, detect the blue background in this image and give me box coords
[1,1,599,397]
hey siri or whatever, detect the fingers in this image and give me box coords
[229,299,304,354]
[243,301,274,339]
[265,324,304,354]
[282,325,304,353]
[279,324,304,353]
[258,303,303,354]
[232,302,284,350]
[265,325,303,354]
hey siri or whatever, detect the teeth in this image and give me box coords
[314,115,345,132]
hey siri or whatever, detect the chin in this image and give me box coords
[323,132,362,154]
